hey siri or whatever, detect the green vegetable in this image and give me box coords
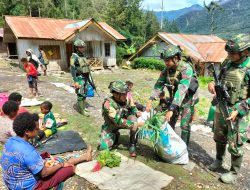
[137,112,166,147]
[96,150,121,168]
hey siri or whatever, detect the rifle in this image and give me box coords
[207,64,234,132]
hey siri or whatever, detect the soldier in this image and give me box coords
[99,80,144,157]
[70,39,95,116]
[146,45,199,146]
[208,34,250,184]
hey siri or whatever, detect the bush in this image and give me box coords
[116,46,127,66]
[132,57,165,71]
[198,76,213,89]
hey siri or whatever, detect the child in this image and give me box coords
[21,57,39,97]
[126,80,145,112]
[40,101,57,138]
[0,101,18,144]
[8,92,28,114]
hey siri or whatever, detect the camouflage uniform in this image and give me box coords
[209,34,250,184]
[99,80,139,156]
[150,45,199,146]
[70,39,94,116]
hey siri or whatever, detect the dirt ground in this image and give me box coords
[0,61,250,190]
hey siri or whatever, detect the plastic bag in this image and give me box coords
[86,84,94,97]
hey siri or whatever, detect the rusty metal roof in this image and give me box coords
[4,16,126,41]
[158,32,227,62]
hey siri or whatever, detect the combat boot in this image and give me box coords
[129,129,138,157]
[220,154,243,184]
[78,99,90,117]
[181,130,190,146]
[208,143,226,171]
[129,144,137,157]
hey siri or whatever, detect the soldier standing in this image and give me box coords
[70,39,95,116]
[99,80,143,157]
[208,34,250,183]
[146,45,199,146]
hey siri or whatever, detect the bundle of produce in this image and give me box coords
[137,111,166,147]
[92,150,121,172]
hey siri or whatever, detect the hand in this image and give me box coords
[137,122,145,128]
[208,81,216,95]
[146,100,152,112]
[136,112,142,117]
[165,111,173,122]
[227,110,239,122]
[74,82,80,89]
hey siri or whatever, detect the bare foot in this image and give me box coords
[67,146,93,165]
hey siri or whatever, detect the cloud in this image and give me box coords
[142,0,215,11]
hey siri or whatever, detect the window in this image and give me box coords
[39,45,61,60]
[104,43,111,57]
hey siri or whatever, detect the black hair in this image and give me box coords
[41,101,53,110]
[8,92,22,102]
[31,113,39,122]
[21,57,28,62]
[13,112,36,137]
[2,100,19,116]
[126,80,133,86]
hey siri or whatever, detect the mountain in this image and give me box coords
[154,4,202,21]
[175,0,250,39]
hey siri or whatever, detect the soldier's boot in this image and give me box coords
[181,130,190,146]
[129,130,138,157]
[78,99,90,117]
[208,143,226,171]
[220,155,243,184]
[113,131,120,146]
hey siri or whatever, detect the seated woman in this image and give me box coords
[0,112,92,190]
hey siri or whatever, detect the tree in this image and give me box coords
[162,18,180,33]
[204,1,224,34]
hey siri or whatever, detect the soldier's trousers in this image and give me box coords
[99,124,138,150]
[214,107,249,157]
[76,76,88,115]
[169,98,195,145]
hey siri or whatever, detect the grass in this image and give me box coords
[196,97,211,119]
[198,76,213,90]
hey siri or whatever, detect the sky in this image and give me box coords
[142,0,215,11]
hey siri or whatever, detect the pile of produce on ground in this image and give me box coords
[92,150,121,172]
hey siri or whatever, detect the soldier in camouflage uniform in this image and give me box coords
[208,34,250,184]
[146,45,199,146]
[99,80,144,157]
[70,39,95,116]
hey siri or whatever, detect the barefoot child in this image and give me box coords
[21,57,39,97]
[39,101,57,139]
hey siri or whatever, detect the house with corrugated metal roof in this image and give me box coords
[128,32,227,76]
[0,28,7,54]
[3,16,126,71]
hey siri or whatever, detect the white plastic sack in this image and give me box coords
[138,111,189,164]
[155,122,189,164]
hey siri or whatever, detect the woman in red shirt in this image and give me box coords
[21,57,39,97]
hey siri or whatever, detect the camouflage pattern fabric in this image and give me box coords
[150,59,198,131]
[214,57,250,157]
[225,34,250,53]
[99,97,138,150]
